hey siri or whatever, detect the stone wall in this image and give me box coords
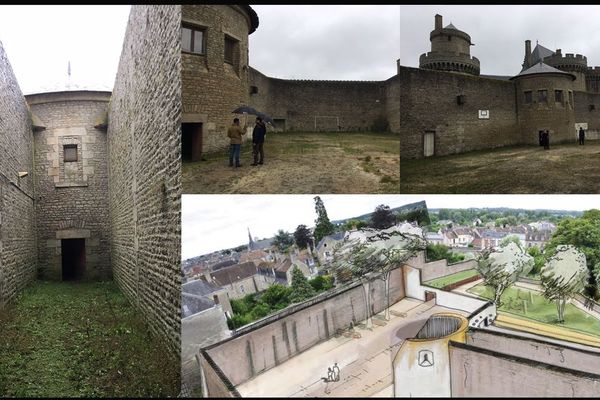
[513,74,576,145]
[249,68,391,132]
[400,66,520,158]
[0,41,37,308]
[182,5,254,153]
[27,91,111,281]
[202,267,405,390]
[386,75,401,133]
[107,4,182,356]
[418,258,478,282]
[574,91,600,140]
[449,341,600,396]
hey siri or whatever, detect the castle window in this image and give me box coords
[182,24,205,54]
[63,145,77,162]
[538,90,548,104]
[224,35,238,65]
[555,90,563,104]
[524,91,532,104]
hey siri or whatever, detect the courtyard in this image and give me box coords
[182,131,400,194]
[400,142,600,193]
[0,281,179,397]
[235,298,468,397]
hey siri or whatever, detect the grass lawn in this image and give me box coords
[400,142,600,193]
[423,269,480,289]
[182,131,399,193]
[0,281,179,397]
[468,284,600,338]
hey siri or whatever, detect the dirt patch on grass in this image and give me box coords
[400,142,600,193]
[0,281,179,397]
[182,132,399,193]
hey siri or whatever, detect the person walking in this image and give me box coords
[578,126,585,145]
[251,116,266,166]
[227,117,247,167]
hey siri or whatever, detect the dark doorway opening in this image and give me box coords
[182,123,203,162]
[62,238,86,281]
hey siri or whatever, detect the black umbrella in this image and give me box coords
[256,112,274,125]
[232,105,259,115]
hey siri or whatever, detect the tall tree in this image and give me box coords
[313,196,335,244]
[273,229,294,252]
[289,267,316,303]
[545,210,600,299]
[294,224,314,250]
[370,204,395,229]
[541,245,588,323]
[476,242,534,306]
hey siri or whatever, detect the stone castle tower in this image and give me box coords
[419,14,480,76]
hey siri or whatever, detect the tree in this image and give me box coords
[527,245,546,276]
[332,226,426,325]
[370,204,395,229]
[476,242,534,306]
[273,229,294,252]
[313,196,335,244]
[260,284,290,310]
[500,235,522,249]
[426,243,465,264]
[342,219,368,231]
[294,224,314,250]
[541,245,588,323]
[309,275,334,292]
[289,267,316,303]
[545,210,600,299]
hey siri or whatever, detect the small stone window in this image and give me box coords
[538,90,548,104]
[182,24,205,54]
[524,91,532,104]
[569,91,574,109]
[64,145,77,162]
[555,90,563,104]
[224,35,237,65]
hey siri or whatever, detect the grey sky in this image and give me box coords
[250,5,400,81]
[181,194,598,259]
[400,5,600,76]
[0,5,130,94]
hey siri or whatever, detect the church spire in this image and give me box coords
[247,227,254,250]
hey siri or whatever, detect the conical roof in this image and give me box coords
[445,23,457,30]
[511,62,575,80]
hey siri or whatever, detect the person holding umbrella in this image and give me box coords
[251,116,266,166]
[227,116,247,167]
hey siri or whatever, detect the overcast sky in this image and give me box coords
[181,194,598,259]
[250,5,400,80]
[0,5,130,95]
[400,5,600,76]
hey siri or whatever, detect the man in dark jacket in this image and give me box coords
[579,126,585,145]
[251,117,266,166]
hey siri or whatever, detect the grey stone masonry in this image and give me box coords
[0,40,36,308]
[108,4,182,358]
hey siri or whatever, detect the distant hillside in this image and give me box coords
[429,207,582,217]
[332,200,428,225]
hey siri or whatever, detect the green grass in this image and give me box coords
[468,284,600,338]
[424,269,480,289]
[0,281,179,397]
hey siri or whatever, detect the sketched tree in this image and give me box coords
[541,245,588,323]
[476,242,534,307]
[331,227,426,327]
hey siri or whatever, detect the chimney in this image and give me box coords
[203,268,213,283]
[524,40,532,69]
[435,14,442,30]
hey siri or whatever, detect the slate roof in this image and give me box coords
[531,44,555,64]
[182,293,216,318]
[316,232,345,250]
[210,262,259,286]
[182,278,221,296]
[249,237,274,251]
[512,62,575,80]
[445,23,457,30]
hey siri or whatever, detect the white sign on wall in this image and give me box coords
[478,110,489,119]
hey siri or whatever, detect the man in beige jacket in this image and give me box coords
[227,117,247,167]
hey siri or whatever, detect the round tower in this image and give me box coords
[510,63,576,144]
[545,49,588,91]
[419,14,480,76]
